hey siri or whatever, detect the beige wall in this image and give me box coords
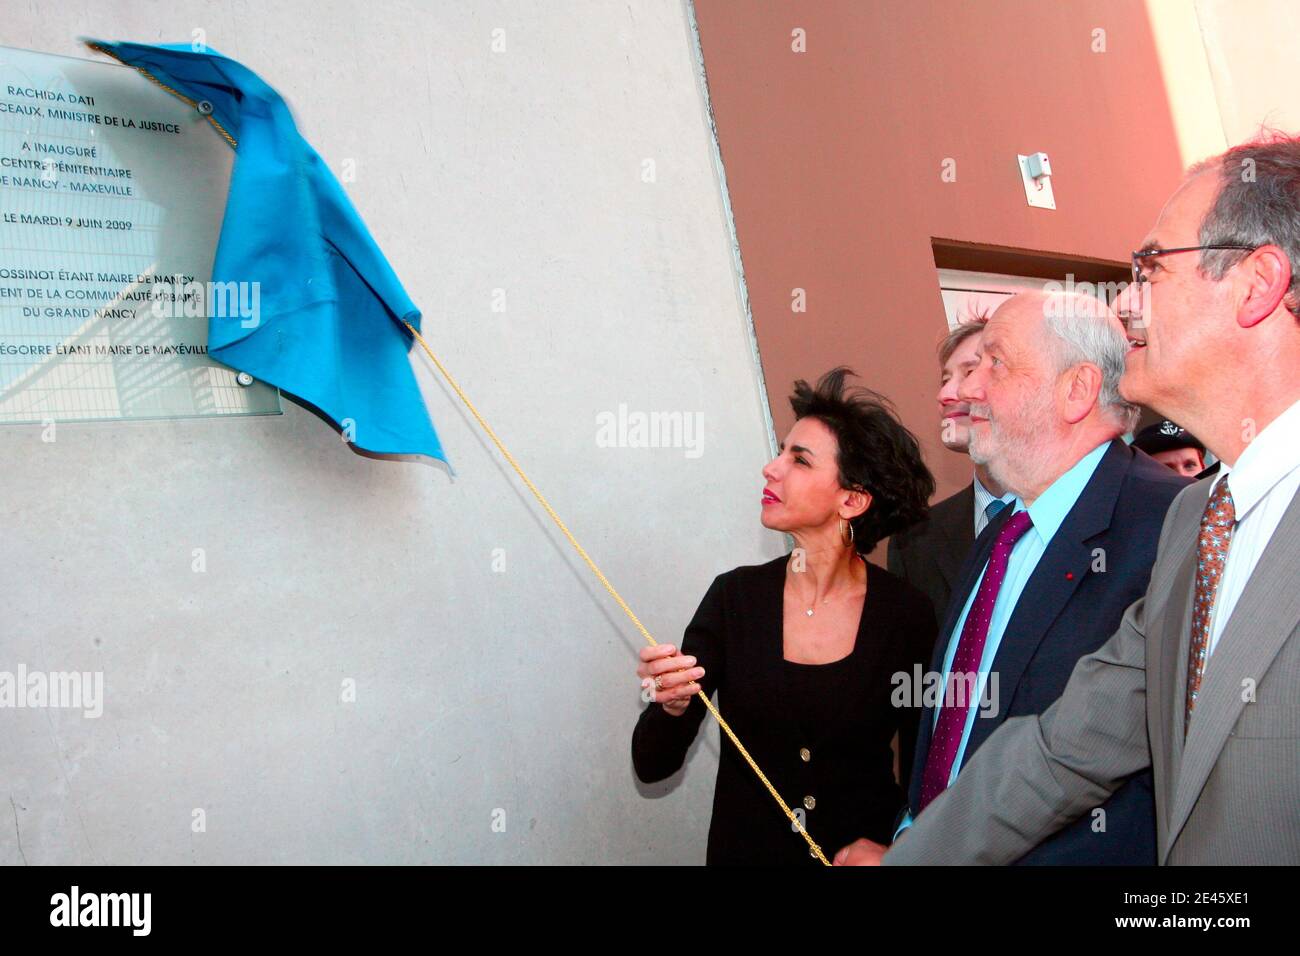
[1194,0,1300,144]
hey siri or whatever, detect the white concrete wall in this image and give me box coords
[0,0,782,864]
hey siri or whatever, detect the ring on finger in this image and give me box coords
[654,675,664,691]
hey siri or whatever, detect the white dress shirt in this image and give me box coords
[1206,397,1300,657]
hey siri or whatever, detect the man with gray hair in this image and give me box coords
[836,289,1189,864]
[865,133,1300,866]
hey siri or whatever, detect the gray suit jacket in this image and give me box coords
[885,478,1300,865]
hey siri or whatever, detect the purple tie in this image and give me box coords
[918,508,1034,813]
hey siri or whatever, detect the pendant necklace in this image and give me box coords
[801,554,865,616]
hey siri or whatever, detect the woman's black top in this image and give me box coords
[632,553,938,865]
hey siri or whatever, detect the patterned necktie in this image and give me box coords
[1185,476,1235,730]
[919,509,1034,812]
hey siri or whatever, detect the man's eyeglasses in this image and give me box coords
[1130,245,1256,287]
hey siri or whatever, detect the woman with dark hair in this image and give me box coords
[632,367,937,865]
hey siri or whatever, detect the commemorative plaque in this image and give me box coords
[0,45,279,424]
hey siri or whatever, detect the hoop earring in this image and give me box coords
[839,516,855,549]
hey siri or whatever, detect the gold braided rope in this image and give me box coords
[86,43,239,148]
[404,322,830,866]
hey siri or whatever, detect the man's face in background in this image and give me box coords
[938,332,982,453]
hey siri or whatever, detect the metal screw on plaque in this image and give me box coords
[236,372,254,387]
[197,100,214,116]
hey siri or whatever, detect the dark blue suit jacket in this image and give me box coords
[905,439,1190,864]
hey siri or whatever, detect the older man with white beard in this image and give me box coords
[836,289,1190,865]
[889,318,1016,631]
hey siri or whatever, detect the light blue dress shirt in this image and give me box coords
[895,440,1111,838]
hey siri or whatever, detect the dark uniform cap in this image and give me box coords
[1132,420,1205,456]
